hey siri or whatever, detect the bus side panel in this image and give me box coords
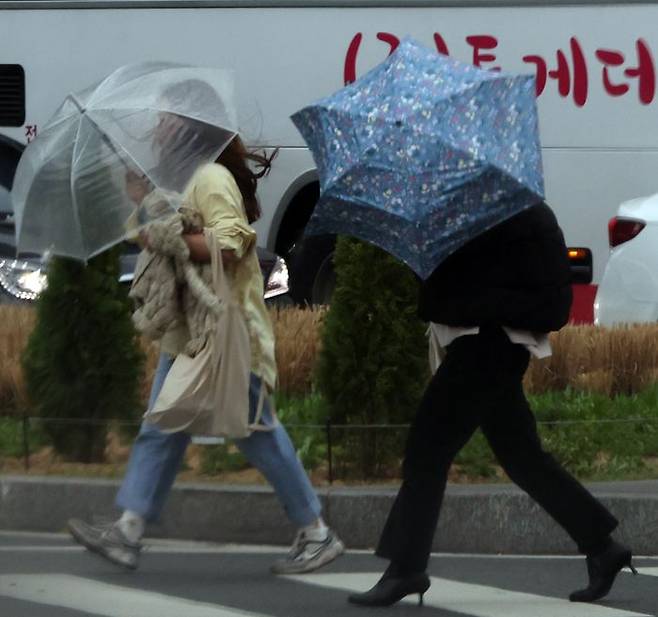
[0,4,657,292]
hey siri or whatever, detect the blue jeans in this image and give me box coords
[116,354,322,527]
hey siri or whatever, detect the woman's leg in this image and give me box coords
[479,335,628,603]
[375,335,487,574]
[234,375,321,527]
[115,354,191,522]
[69,353,190,569]
[235,375,344,573]
[480,345,618,552]
[349,333,499,607]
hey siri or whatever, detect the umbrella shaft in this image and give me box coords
[68,94,131,173]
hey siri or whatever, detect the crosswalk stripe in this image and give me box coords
[0,546,82,552]
[636,567,658,577]
[4,534,658,561]
[0,574,267,617]
[0,544,287,554]
[288,572,651,617]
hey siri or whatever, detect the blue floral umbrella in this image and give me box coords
[291,37,544,279]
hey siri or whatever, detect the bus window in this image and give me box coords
[0,65,25,127]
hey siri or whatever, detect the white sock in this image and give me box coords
[302,518,329,542]
[117,510,145,544]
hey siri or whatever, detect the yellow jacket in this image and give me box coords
[161,163,277,391]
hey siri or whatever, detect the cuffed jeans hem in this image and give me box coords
[285,497,323,528]
[114,495,159,524]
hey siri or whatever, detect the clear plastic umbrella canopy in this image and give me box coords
[12,62,238,260]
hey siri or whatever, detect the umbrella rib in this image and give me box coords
[68,95,151,259]
[34,108,79,136]
[322,189,416,226]
[89,103,233,128]
[437,77,538,188]
[69,98,138,173]
[86,118,149,177]
[68,95,89,259]
[317,119,488,185]
[325,77,489,127]
[324,161,541,232]
[70,105,159,194]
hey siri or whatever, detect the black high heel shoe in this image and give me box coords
[569,539,638,603]
[348,569,431,607]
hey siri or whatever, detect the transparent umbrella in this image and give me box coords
[11,61,238,260]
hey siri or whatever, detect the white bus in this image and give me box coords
[1,0,658,313]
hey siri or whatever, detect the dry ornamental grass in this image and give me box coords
[0,306,35,413]
[1,305,657,415]
[525,323,658,396]
[269,305,326,396]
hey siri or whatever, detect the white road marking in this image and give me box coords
[288,572,651,617]
[0,544,288,554]
[635,567,658,577]
[0,531,66,539]
[0,574,268,617]
[0,546,82,552]
[4,533,658,560]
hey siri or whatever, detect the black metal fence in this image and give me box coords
[2,413,658,484]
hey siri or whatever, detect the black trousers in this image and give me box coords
[376,326,618,573]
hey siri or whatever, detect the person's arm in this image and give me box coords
[194,165,257,264]
[183,232,237,265]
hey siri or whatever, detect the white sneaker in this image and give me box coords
[68,518,141,570]
[271,529,345,575]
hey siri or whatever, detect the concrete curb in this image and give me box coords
[1,475,657,554]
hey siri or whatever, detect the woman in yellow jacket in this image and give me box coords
[68,129,344,575]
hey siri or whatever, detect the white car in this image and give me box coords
[594,193,658,326]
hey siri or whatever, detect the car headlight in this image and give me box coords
[0,259,48,301]
[264,256,289,300]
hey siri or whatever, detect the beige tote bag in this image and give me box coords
[144,229,265,438]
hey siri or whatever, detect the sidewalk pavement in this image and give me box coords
[1,475,657,554]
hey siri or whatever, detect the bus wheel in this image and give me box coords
[288,234,336,306]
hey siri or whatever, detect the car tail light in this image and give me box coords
[567,247,592,284]
[608,217,645,248]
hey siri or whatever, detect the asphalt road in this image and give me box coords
[0,531,656,617]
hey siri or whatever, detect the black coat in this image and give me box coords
[418,203,572,333]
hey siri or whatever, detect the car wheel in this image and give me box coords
[288,234,336,306]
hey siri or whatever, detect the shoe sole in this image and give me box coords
[67,521,139,571]
[271,539,346,575]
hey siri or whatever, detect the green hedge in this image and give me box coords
[3,387,657,482]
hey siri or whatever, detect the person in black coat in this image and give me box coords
[348,202,636,607]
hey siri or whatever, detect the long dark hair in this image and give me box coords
[216,136,277,224]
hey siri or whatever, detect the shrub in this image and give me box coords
[199,443,249,476]
[315,237,428,477]
[22,249,144,462]
[276,392,328,471]
[0,416,48,460]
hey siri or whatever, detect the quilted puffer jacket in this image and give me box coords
[129,212,220,355]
